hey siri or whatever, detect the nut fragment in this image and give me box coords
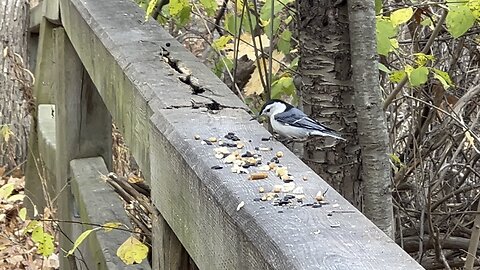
[215,153,224,159]
[194,135,201,140]
[259,187,265,193]
[315,190,325,202]
[236,142,245,149]
[281,174,292,182]
[258,165,271,171]
[275,167,288,177]
[208,137,217,142]
[273,185,282,193]
[249,172,268,180]
[276,151,284,158]
[224,154,237,164]
[302,176,308,181]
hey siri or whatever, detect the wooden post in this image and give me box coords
[24,17,57,214]
[53,27,112,269]
[152,212,198,270]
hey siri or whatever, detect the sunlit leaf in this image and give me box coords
[468,0,480,19]
[409,66,429,86]
[117,236,149,265]
[67,229,95,256]
[7,194,25,202]
[375,0,383,14]
[378,63,391,73]
[376,18,396,55]
[145,0,159,20]
[224,14,241,36]
[446,5,476,38]
[31,226,44,243]
[103,222,123,232]
[0,183,15,200]
[212,36,233,51]
[199,0,217,16]
[390,7,414,26]
[0,125,14,143]
[38,233,55,256]
[260,0,294,21]
[277,30,292,54]
[414,53,435,66]
[432,68,454,89]
[19,208,27,221]
[389,70,406,83]
[271,76,295,99]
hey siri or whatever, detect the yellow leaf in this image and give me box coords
[225,33,270,61]
[0,125,14,143]
[0,183,15,200]
[212,35,233,51]
[244,51,284,96]
[390,7,413,26]
[117,236,149,265]
[31,226,44,243]
[145,0,159,20]
[67,229,95,256]
[38,233,55,256]
[7,194,25,202]
[103,222,122,232]
[19,208,27,221]
[25,220,40,233]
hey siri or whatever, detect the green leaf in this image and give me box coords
[432,68,454,89]
[169,0,191,26]
[117,236,149,265]
[263,17,281,39]
[212,36,233,51]
[199,0,217,16]
[224,14,241,36]
[375,0,383,14]
[468,0,480,19]
[260,0,294,21]
[0,183,15,200]
[390,7,414,26]
[242,12,257,33]
[277,30,292,54]
[67,229,95,256]
[389,70,406,83]
[408,66,429,86]
[446,5,476,38]
[38,233,54,256]
[6,194,25,202]
[271,76,295,99]
[378,62,391,73]
[31,226,44,243]
[19,207,27,221]
[169,0,187,15]
[376,18,396,56]
[414,53,435,66]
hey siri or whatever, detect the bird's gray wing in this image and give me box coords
[274,108,338,134]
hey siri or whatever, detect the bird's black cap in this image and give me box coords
[259,99,294,114]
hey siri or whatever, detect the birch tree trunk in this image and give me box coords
[296,0,362,208]
[348,0,393,237]
[0,0,32,171]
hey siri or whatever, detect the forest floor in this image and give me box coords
[0,167,59,269]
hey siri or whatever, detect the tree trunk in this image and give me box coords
[348,0,393,237]
[296,0,361,208]
[0,0,32,171]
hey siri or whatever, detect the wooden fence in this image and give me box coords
[26,0,424,269]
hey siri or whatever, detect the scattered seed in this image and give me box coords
[278,210,284,213]
[302,176,308,181]
[268,163,277,170]
[258,147,272,151]
[211,165,223,170]
[275,167,288,177]
[315,190,325,202]
[327,213,333,216]
[258,165,271,171]
[201,140,207,145]
[224,154,237,164]
[261,137,271,141]
[241,151,253,158]
[276,151,284,158]
[194,135,201,140]
[208,137,217,142]
[237,201,245,211]
[292,187,304,195]
[281,174,293,182]
[214,147,230,155]
[236,142,245,149]
[282,182,295,193]
[261,195,267,201]
[215,153,224,159]
[273,185,282,193]
[259,187,265,193]
[302,203,314,207]
[218,141,225,146]
[330,224,340,228]
[253,198,261,202]
[249,172,268,180]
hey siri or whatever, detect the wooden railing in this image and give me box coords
[26,0,424,269]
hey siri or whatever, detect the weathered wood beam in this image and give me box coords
[70,157,150,269]
[57,0,423,269]
[54,26,112,269]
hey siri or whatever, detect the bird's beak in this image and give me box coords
[250,115,259,121]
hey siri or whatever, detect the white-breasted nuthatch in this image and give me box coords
[255,99,345,141]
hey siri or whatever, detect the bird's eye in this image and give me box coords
[266,108,271,113]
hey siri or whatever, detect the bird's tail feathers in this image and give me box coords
[310,130,346,141]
